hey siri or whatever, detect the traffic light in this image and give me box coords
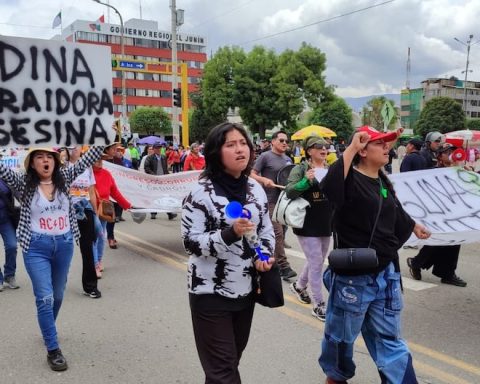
[173,87,182,107]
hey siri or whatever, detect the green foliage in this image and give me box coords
[189,91,225,143]
[201,46,246,121]
[361,96,398,130]
[309,96,353,141]
[129,107,171,135]
[197,42,332,139]
[415,97,465,137]
[466,119,480,130]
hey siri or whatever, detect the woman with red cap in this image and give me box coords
[319,126,430,384]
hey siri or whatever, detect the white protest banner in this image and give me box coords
[0,36,115,147]
[390,167,480,245]
[103,161,201,212]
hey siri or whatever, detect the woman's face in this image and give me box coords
[307,143,328,162]
[362,139,390,166]
[221,129,250,178]
[30,151,56,179]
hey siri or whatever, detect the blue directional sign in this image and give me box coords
[119,61,145,70]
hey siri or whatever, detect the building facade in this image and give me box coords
[59,18,207,119]
[401,77,480,130]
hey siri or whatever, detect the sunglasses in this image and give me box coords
[278,139,289,144]
[310,144,327,150]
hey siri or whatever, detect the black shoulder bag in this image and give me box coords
[328,178,385,271]
[0,189,20,229]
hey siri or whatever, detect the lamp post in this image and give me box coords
[170,0,184,144]
[454,34,477,117]
[93,0,126,136]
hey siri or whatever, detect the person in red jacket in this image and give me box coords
[183,143,206,171]
[92,156,132,276]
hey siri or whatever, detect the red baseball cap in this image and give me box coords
[357,126,398,143]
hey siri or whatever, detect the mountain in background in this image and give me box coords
[343,93,401,112]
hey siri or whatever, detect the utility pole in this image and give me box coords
[454,34,476,117]
[170,1,184,144]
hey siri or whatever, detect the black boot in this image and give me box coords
[47,349,68,371]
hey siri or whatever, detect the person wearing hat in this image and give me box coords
[144,142,177,220]
[420,131,443,168]
[0,145,104,371]
[319,126,431,384]
[399,138,427,172]
[127,142,140,170]
[407,142,467,288]
[285,135,333,321]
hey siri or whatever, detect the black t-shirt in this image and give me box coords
[321,157,415,275]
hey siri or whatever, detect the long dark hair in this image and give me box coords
[200,122,254,180]
[23,153,67,202]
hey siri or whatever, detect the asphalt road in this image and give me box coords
[1,213,479,384]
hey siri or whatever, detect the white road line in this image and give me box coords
[285,248,437,291]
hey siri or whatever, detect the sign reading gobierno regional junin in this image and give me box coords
[0,35,116,147]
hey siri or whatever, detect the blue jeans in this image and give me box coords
[93,219,107,265]
[319,263,417,384]
[0,209,17,283]
[23,232,74,351]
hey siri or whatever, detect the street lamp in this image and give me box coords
[454,34,479,117]
[93,0,126,136]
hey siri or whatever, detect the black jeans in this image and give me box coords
[190,300,255,384]
[76,209,98,292]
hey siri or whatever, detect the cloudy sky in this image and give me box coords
[1,0,480,98]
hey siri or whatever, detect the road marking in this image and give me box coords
[116,231,477,381]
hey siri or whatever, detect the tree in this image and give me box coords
[361,96,398,130]
[233,43,332,138]
[129,107,171,135]
[415,96,465,137]
[189,91,225,143]
[309,96,353,141]
[200,46,246,121]
[466,119,480,130]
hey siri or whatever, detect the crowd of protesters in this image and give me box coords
[1,125,479,383]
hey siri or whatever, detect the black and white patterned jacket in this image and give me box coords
[182,177,275,299]
[0,146,104,252]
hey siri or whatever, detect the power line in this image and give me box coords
[238,0,396,46]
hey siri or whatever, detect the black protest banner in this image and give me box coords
[0,35,115,147]
[391,167,480,245]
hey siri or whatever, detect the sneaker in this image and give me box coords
[83,288,102,299]
[406,257,421,280]
[108,239,117,249]
[280,266,297,281]
[4,276,19,289]
[167,213,177,220]
[289,282,311,304]
[441,274,467,287]
[47,349,68,371]
[284,242,292,249]
[312,303,327,321]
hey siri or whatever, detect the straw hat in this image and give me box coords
[23,148,61,169]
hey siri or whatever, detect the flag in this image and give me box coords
[52,11,62,29]
[98,15,105,23]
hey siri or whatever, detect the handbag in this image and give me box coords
[272,190,310,228]
[328,178,385,271]
[95,189,116,223]
[253,264,284,308]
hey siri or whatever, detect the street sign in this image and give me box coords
[381,101,395,128]
[119,61,145,70]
